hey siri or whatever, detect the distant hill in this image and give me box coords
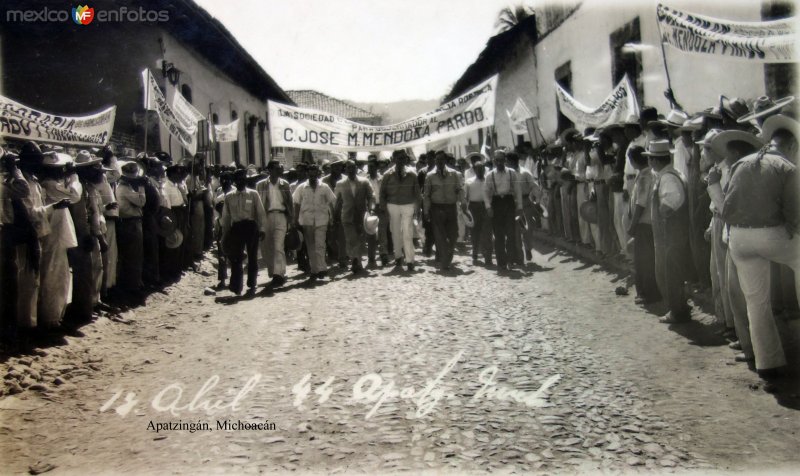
[348,99,442,125]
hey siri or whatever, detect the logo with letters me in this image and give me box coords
[72,5,95,25]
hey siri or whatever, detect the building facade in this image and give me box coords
[0,0,293,167]
[444,0,795,153]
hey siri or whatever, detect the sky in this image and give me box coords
[193,0,519,103]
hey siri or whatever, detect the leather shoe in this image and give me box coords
[728,341,742,350]
[734,352,753,363]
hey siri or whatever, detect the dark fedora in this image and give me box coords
[285,227,302,251]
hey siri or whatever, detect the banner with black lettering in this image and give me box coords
[555,75,640,129]
[0,95,115,146]
[268,75,497,151]
[657,3,796,62]
[171,89,204,136]
[142,69,197,155]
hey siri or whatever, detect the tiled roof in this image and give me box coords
[287,90,380,121]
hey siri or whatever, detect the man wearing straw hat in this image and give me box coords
[724,113,799,380]
[645,139,691,324]
[293,163,337,281]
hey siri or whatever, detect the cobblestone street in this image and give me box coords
[2,242,799,474]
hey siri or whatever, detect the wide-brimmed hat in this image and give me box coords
[720,96,749,122]
[41,152,73,167]
[559,128,581,143]
[579,200,598,224]
[759,113,800,142]
[642,140,673,157]
[119,160,143,177]
[285,227,302,251]
[74,150,102,167]
[695,128,723,147]
[466,152,485,163]
[157,208,177,237]
[677,115,703,132]
[154,151,172,164]
[363,213,379,235]
[19,141,45,162]
[652,109,688,128]
[165,229,184,249]
[710,130,764,159]
[737,96,795,124]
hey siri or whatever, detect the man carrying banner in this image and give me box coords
[379,150,420,271]
[256,160,293,288]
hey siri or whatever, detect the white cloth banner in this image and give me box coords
[141,68,197,155]
[0,95,115,146]
[507,97,534,135]
[657,3,796,63]
[171,90,204,136]
[555,75,640,129]
[269,75,497,152]
[214,119,239,143]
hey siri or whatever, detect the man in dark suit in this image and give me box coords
[256,160,294,287]
[335,160,375,273]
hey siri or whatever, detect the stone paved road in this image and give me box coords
[1,241,799,475]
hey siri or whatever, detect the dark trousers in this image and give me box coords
[142,212,160,285]
[117,217,143,292]
[430,203,458,267]
[491,195,516,268]
[633,223,660,302]
[0,228,18,344]
[326,221,347,266]
[163,206,186,280]
[216,237,228,283]
[423,216,436,257]
[469,202,492,261]
[654,230,690,319]
[227,220,259,294]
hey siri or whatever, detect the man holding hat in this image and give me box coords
[379,150,420,271]
[724,113,799,378]
[365,155,389,267]
[221,169,267,296]
[293,164,337,280]
[646,139,692,323]
[256,160,294,287]
[115,160,147,296]
[465,159,492,265]
[335,160,375,273]
[484,149,523,272]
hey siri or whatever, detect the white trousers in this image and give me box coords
[387,203,416,263]
[262,212,287,277]
[729,226,799,370]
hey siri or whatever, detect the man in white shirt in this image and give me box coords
[221,169,267,296]
[483,149,523,272]
[293,164,337,281]
[256,160,294,288]
[465,161,492,265]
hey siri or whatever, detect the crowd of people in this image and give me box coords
[1,94,797,388]
[519,95,798,385]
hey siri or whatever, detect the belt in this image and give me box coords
[268,209,286,213]
[493,194,512,198]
